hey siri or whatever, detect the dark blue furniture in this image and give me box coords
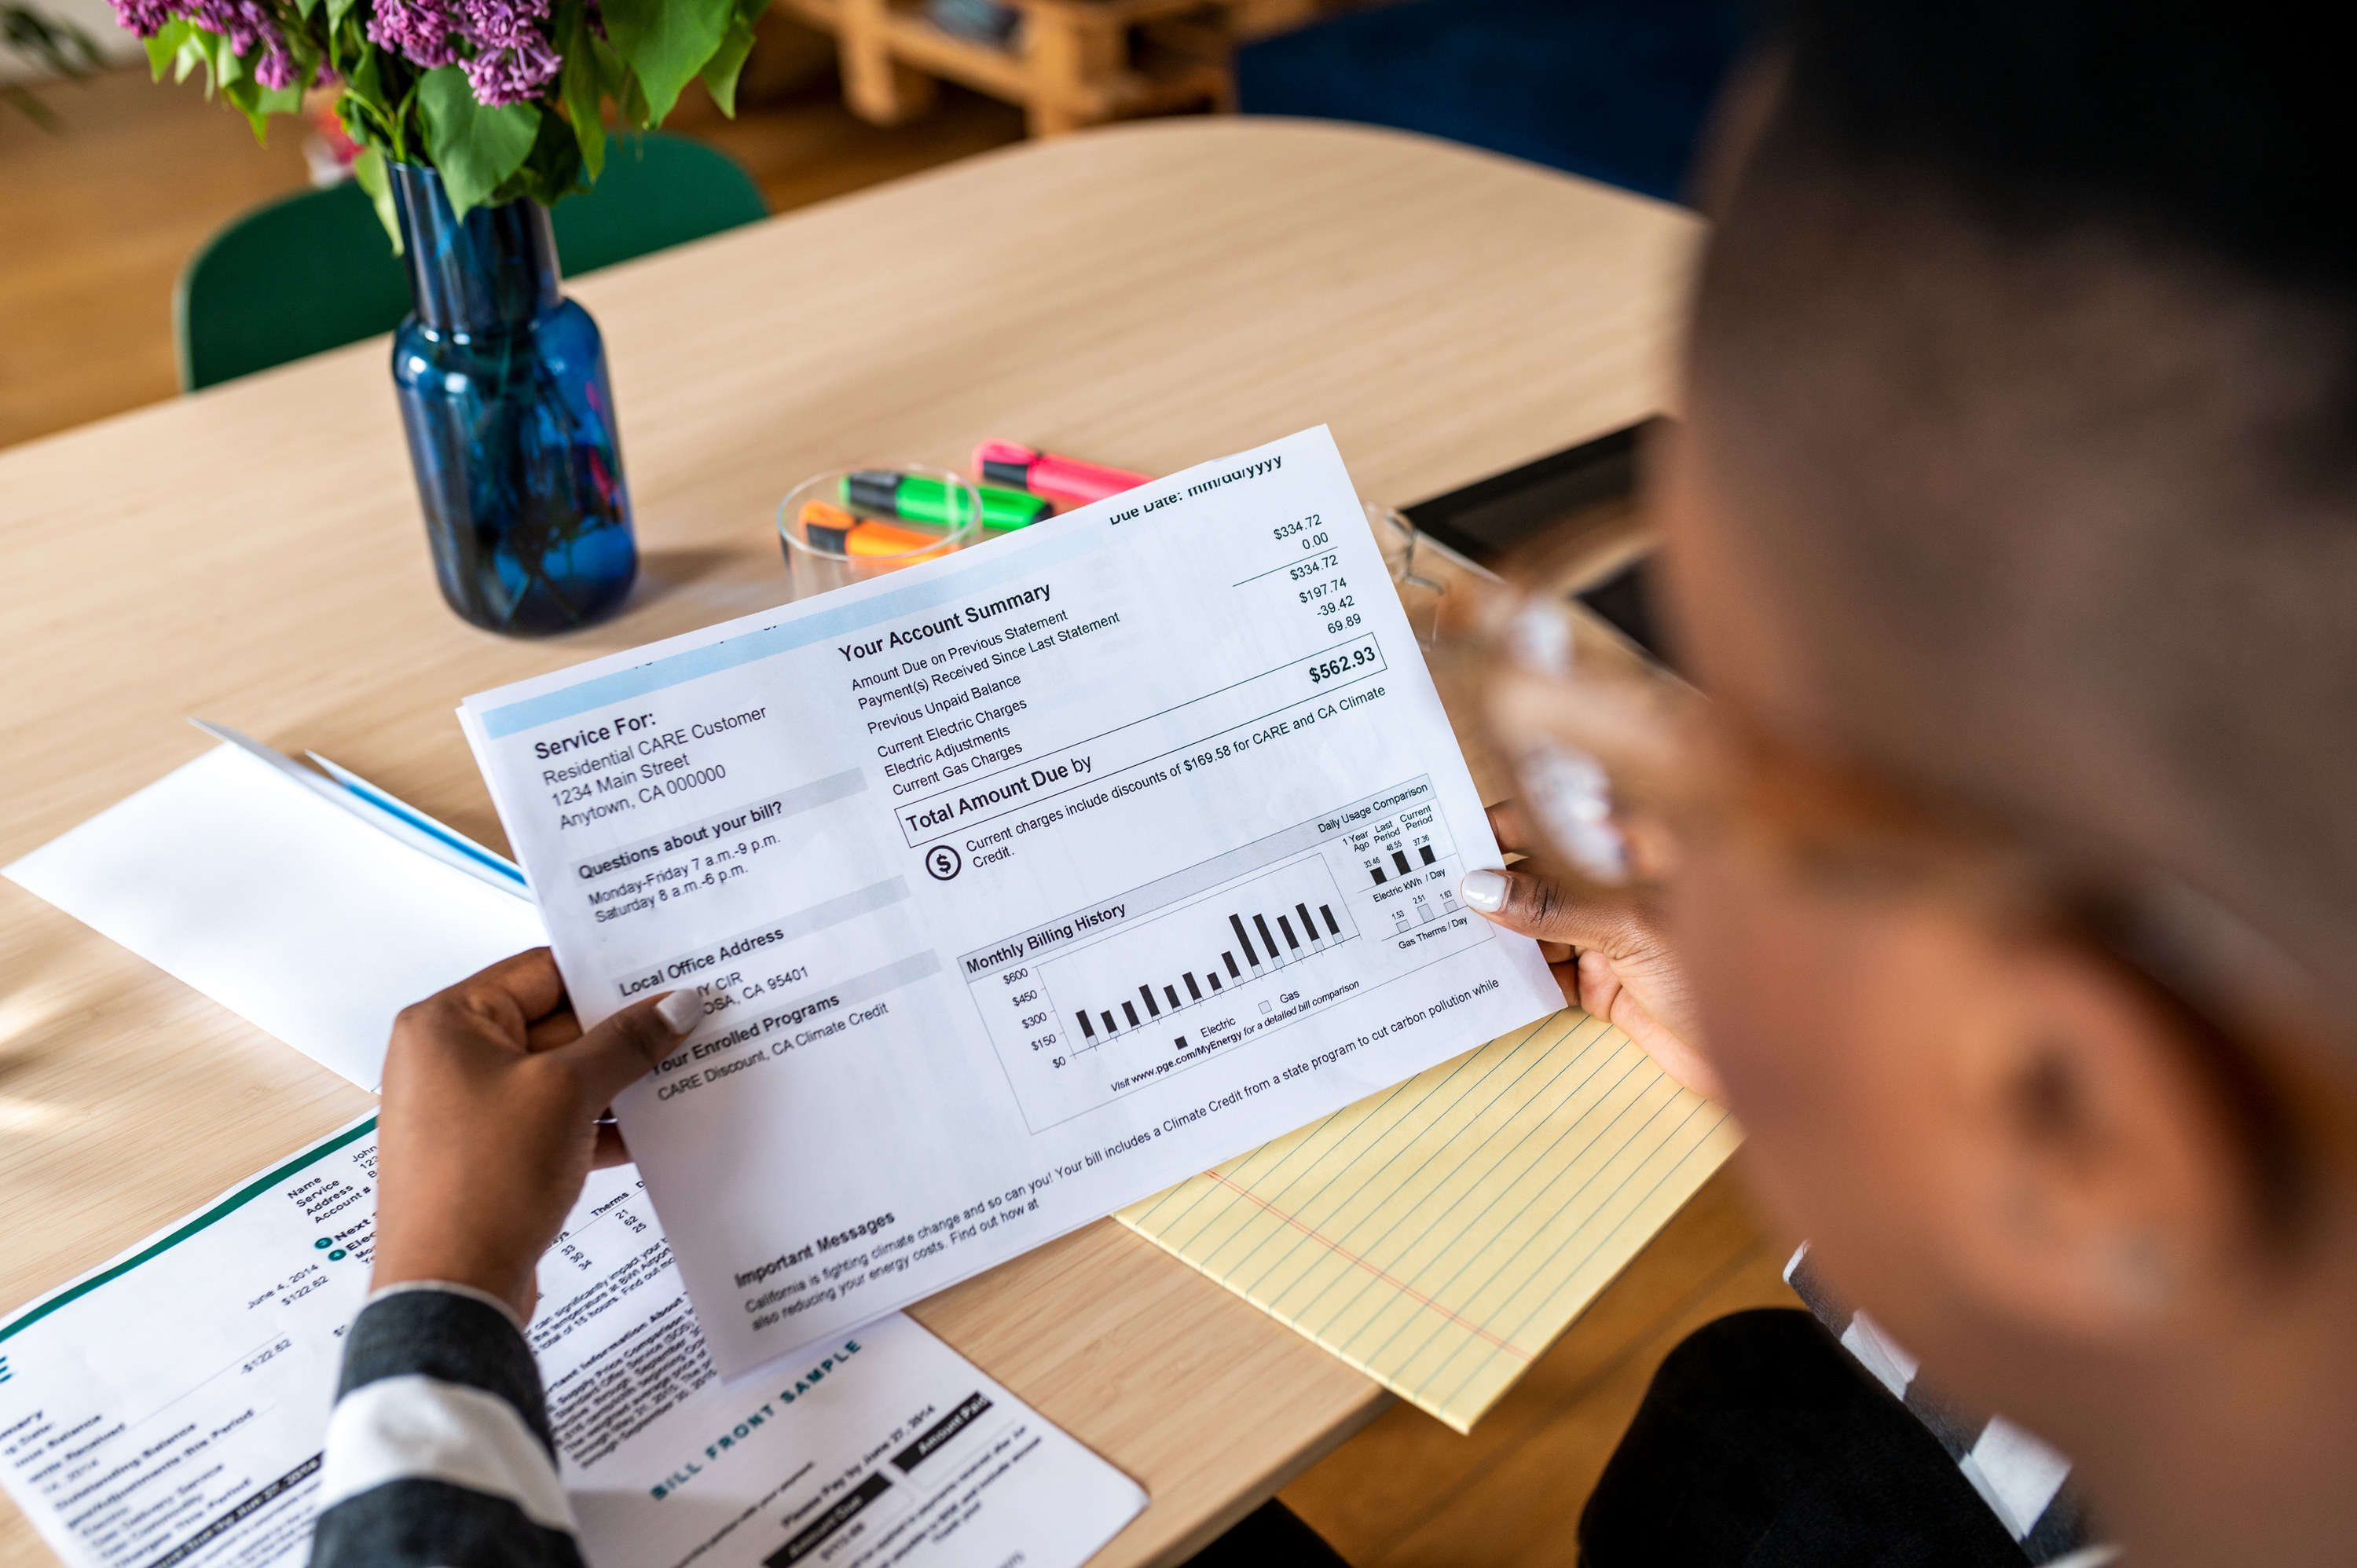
[1237,0,1755,203]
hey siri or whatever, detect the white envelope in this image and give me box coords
[5,743,548,1089]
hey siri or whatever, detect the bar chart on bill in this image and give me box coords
[957,777,1497,1129]
[1054,852,1354,1050]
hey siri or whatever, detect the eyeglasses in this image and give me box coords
[1456,576,2031,906]
[1438,551,2346,1177]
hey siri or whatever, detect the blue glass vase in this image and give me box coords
[389,164,637,636]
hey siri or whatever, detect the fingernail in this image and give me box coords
[655,991,701,1035]
[1461,870,1508,913]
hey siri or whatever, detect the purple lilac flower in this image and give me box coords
[252,37,296,86]
[109,0,177,36]
[365,0,558,104]
[460,0,559,105]
[112,0,558,108]
[366,0,460,68]
[109,0,305,90]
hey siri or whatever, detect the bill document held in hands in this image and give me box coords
[460,426,1561,1374]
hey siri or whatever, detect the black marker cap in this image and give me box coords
[845,471,903,515]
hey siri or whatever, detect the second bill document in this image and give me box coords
[462,427,1560,1374]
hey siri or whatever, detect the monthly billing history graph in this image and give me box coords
[1058,853,1354,1051]
[959,779,1490,1130]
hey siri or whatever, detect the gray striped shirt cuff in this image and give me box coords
[310,1285,582,1568]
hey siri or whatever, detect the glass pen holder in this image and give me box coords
[1369,501,1446,647]
[777,465,985,599]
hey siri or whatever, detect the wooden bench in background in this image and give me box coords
[778,0,1332,135]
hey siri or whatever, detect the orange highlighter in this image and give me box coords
[799,500,948,559]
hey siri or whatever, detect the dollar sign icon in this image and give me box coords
[926,844,962,881]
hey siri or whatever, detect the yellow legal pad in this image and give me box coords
[1116,1009,1741,1432]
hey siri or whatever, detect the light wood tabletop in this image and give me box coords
[0,116,1699,1568]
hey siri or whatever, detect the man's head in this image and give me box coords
[1660,3,2357,1555]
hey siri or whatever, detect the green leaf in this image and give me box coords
[352,144,405,255]
[601,0,730,124]
[497,101,585,206]
[170,25,231,90]
[559,6,604,179]
[292,0,322,21]
[341,45,407,152]
[207,28,244,93]
[589,25,625,85]
[416,65,541,217]
[346,41,387,114]
[618,62,648,127]
[328,7,369,76]
[696,0,764,119]
[584,28,647,127]
[217,69,298,141]
[141,17,192,81]
[284,31,320,90]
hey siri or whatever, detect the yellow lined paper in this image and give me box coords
[1116,1009,1740,1431]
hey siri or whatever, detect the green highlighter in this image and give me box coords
[843,471,1051,533]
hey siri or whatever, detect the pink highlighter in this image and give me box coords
[974,440,1150,507]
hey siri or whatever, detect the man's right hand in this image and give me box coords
[1461,801,1721,1101]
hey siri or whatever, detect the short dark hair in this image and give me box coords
[1772,1,2355,296]
[1686,2,2357,1025]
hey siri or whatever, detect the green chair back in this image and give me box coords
[552,132,770,277]
[175,133,768,391]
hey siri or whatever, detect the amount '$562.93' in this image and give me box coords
[1307,645,1380,684]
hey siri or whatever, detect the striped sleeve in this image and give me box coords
[309,1284,584,1568]
[1783,1244,2112,1567]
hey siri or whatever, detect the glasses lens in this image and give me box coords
[1460,583,1701,895]
[1513,739,1631,884]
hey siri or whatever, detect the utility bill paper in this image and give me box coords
[0,1120,1144,1568]
[458,427,1562,1374]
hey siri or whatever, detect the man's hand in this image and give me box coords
[372,948,698,1321]
[1461,801,1721,1101]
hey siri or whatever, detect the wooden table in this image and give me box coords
[0,118,1699,1568]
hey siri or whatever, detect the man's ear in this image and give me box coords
[1939,932,2265,1346]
